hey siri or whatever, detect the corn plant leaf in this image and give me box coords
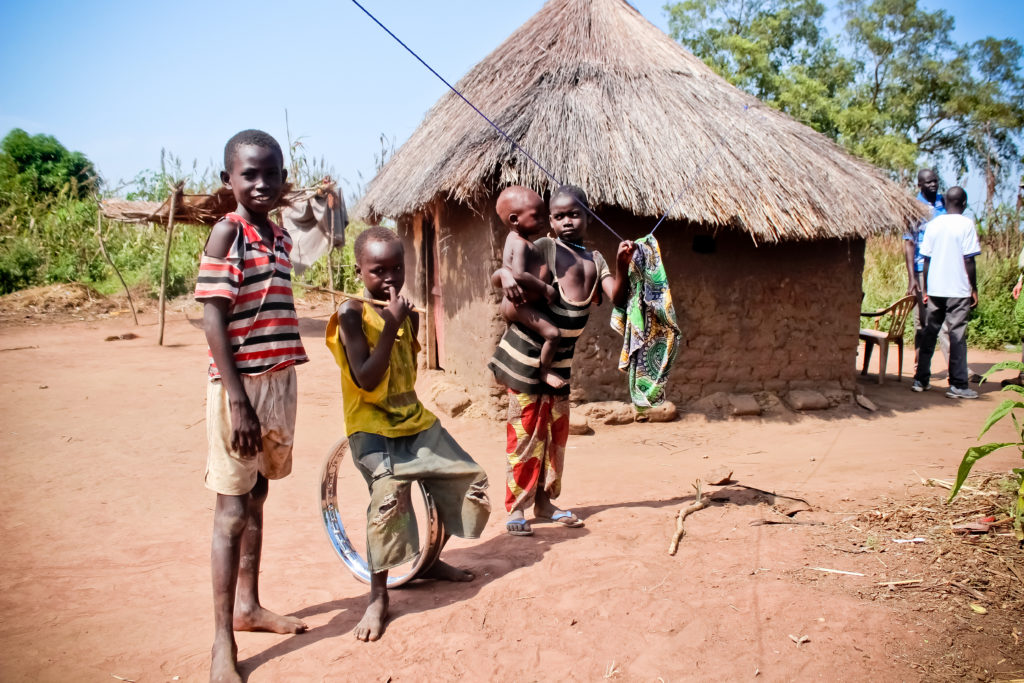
[1001,383,1024,397]
[980,361,1024,384]
[948,442,1015,501]
[978,400,1024,440]
[1014,469,1024,541]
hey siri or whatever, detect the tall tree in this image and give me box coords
[0,129,98,204]
[959,37,1024,209]
[840,0,971,179]
[665,0,1024,197]
[666,0,858,136]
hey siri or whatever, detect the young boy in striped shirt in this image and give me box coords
[195,129,308,683]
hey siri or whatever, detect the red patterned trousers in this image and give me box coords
[505,390,570,513]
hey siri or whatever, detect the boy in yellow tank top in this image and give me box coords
[325,226,491,642]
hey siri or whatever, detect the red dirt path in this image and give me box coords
[0,301,1020,682]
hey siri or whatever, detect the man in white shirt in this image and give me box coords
[912,186,981,399]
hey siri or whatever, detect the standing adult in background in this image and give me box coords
[904,168,949,362]
[1004,245,1024,387]
[912,186,980,399]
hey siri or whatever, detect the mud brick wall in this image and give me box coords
[398,202,507,404]
[400,202,865,406]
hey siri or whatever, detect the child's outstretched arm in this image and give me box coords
[605,240,636,308]
[202,219,262,458]
[338,286,414,390]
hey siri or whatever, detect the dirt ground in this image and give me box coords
[1,292,1022,682]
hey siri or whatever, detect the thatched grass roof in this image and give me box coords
[357,0,926,242]
[100,182,340,227]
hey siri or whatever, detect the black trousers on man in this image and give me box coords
[914,296,972,389]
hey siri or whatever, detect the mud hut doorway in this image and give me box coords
[411,205,446,369]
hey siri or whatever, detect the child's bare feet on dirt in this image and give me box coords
[354,593,389,642]
[233,606,307,634]
[420,559,475,581]
[541,370,566,389]
[210,637,241,683]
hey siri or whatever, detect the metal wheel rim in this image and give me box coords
[319,437,444,587]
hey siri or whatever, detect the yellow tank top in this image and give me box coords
[325,304,437,437]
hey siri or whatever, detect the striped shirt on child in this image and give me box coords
[194,212,308,379]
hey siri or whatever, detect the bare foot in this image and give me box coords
[233,606,307,634]
[420,559,475,582]
[210,636,242,683]
[354,592,388,642]
[541,369,567,389]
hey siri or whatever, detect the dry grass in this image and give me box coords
[808,475,1024,681]
[357,0,927,242]
[0,283,145,324]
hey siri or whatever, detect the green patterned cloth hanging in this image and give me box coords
[611,234,680,409]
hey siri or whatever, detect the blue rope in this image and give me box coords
[349,0,625,241]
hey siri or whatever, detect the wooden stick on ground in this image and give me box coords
[668,480,708,555]
[292,282,426,314]
[877,579,923,587]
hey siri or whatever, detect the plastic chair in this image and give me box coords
[859,295,917,384]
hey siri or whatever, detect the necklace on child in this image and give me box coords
[557,237,586,252]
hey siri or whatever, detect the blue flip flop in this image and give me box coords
[505,518,534,536]
[548,511,584,528]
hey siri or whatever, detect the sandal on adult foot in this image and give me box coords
[545,511,584,528]
[505,519,534,536]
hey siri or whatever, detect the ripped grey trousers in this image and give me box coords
[349,421,491,572]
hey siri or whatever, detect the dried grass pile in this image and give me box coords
[0,283,135,322]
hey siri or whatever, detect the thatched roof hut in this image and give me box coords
[358,0,925,241]
[356,0,924,410]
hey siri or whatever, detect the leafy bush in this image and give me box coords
[0,235,43,293]
[968,255,1020,349]
[294,219,368,297]
[143,225,206,299]
[0,128,98,201]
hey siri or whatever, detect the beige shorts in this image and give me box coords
[205,365,297,495]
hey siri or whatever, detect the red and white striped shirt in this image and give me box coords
[194,212,308,379]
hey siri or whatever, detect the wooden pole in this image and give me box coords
[157,184,181,346]
[95,207,138,325]
[326,192,338,306]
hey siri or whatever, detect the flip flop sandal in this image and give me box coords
[505,519,534,536]
[548,511,584,528]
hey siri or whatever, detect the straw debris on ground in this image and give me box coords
[804,474,1024,682]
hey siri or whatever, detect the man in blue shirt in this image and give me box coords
[903,169,947,361]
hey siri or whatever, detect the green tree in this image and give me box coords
[0,128,98,203]
[664,0,1024,193]
[958,38,1024,210]
[666,0,858,135]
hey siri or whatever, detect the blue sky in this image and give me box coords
[1,0,1021,207]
